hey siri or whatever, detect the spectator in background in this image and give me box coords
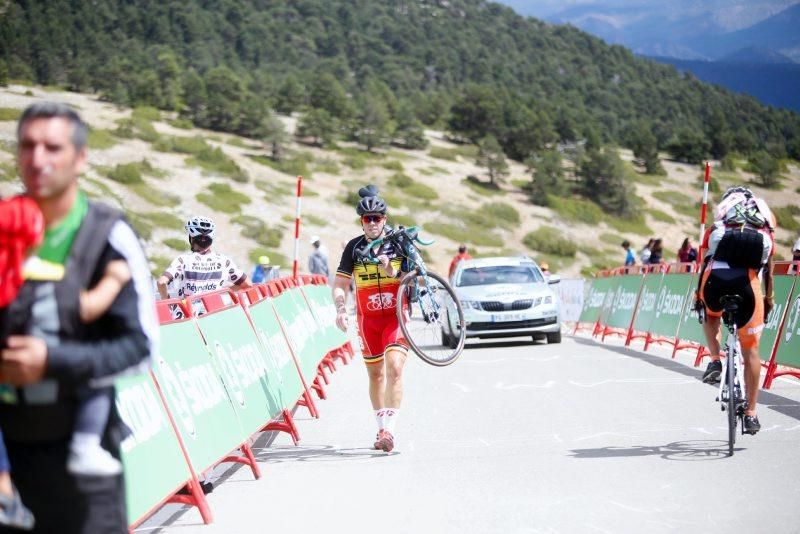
[308,236,330,279]
[252,255,279,283]
[621,240,635,266]
[677,237,698,263]
[0,102,156,533]
[639,238,654,264]
[448,245,472,279]
[648,238,664,264]
[540,262,551,281]
[793,238,800,262]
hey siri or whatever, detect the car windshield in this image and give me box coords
[457,265,543,287]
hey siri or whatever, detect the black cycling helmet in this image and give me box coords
[722,186,754,200]
[356,185,388,215]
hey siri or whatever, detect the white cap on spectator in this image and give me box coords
[310,235,321,244]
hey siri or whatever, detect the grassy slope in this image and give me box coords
[0,85,797,278]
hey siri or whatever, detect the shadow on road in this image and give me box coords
[572,336,800,423]
[255,444,395,463]
[466,338,543,350]
[569,440,737,461]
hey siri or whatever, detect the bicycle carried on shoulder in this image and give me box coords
[718,295,747,457]
[359,225,466,366]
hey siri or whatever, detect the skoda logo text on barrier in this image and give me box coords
[655,287,684,318]
[156,356,197,438]
[116,381,169,454]
[785,295,800,344]
[213,340,270,408]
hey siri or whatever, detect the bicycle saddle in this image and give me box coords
[719,295,743,311]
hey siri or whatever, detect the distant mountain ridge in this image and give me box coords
[721,46,796,65]
[500,0,800,62]
[650,55,800,113]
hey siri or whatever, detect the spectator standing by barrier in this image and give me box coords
[448,245,472,279]
[677,238,698,263]
[648,238,664,264]
[0,102,156,533]
[308,236,330,279]
[621,240,635,266]
[791,238,800,274]
[639,238,654,264]
[157,216,250,300]
[540,262,551,281]
[252,255,279,283]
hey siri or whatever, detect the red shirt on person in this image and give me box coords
[448,252,472,279]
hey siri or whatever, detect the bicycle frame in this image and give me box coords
[717,320,746,418]
[362,226,438,316]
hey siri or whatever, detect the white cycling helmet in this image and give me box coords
[185,215,215,238]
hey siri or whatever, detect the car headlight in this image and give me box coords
[544,295,553,305]
[461,300,481,310]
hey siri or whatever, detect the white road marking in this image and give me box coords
[462,356,561,364]
[451,382,471,392]
[609,501,648,513]
[573,431,640,442]
[494,380,556,390]
[568,378,695,387]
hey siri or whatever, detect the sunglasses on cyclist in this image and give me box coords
[361,215,385,224]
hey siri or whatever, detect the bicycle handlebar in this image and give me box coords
[356,225,434,263]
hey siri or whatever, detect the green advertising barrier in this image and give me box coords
[646,273,693,340]
[759,275,796,362]
[675,274,706,348]
[674,273,796,363]
[577,277,615,324]
[601,275,644,332]
[596,276,622,328]
[196,305,286,437]
[631,273,665,334]
[154,320,247,474]
[301,284,348,353]
[271,289,328,384]
[246,297,306,408]
[773,280,800,369]
[116,372,192,525]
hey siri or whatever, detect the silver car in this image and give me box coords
[443,256,562,345]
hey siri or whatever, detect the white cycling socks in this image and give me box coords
[375,409,386,430]
[384,408,399,434]
[374,408,400,433]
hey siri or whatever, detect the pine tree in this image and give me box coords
[476,135,509,185]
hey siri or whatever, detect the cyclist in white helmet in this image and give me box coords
[157,216,250,300]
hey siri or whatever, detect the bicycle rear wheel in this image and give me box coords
[397,271,465,366]
[726,351,736,456]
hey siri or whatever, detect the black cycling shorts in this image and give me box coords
[700,267,756,329]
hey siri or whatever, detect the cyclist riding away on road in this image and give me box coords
[333,185,410,453]
[697,186,776,435]
[157,216,250,301]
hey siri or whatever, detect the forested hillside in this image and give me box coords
[2,0,799,163]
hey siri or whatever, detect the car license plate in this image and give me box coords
[491,313,527,322]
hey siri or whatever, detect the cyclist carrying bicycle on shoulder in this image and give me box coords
[696,186,776,435]
[333,185,410,453]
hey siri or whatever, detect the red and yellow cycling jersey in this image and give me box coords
[336,235,407,318]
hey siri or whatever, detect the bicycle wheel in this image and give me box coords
[396,270,465,366]
[726,350,736,456]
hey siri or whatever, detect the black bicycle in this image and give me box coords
[359,225,465,366]
[717,295,747,456]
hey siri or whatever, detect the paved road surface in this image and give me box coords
[142,333,800,534]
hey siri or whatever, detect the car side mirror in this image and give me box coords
[547,274,561,284]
